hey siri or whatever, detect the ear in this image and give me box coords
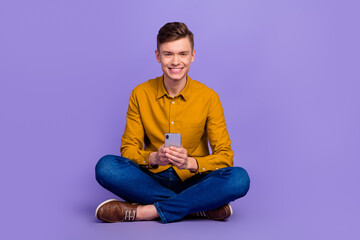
[191,49,196,62]
[155,50,161,63]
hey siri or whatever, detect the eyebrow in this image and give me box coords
[162,51,190,54]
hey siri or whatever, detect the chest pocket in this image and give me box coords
[180,121,206,150]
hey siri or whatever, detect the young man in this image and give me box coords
[95,22,250,224]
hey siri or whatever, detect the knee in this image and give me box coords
[227,167,250,198]
[95,155,118,182]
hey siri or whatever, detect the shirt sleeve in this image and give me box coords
[193,92,234,173]
[120,89,154,169]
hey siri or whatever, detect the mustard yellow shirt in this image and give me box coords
[120,75,234,181]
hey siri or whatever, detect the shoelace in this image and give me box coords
[195,211,207,217]
[124,209,136,221]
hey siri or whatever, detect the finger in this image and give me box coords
[171,146,187,155]
[169,152,187,163]
[169,146,183,153]
[166,149,181,158]
[166,153,186,164]
[167,158,176,164]
[168,151,188,163]
[168,158,183,168]
[160,154,170,161]
[165,153,178,163]
[169,149,187,159]
[169,159,186,169]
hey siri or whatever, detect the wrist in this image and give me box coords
[149,152,158,168]
[187,157,198,172]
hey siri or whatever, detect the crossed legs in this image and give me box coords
[95,155,250,223]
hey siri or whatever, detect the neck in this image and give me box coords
[163,75,187,97]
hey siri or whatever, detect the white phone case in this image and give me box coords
[164,133,181,148]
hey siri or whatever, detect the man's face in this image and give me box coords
[155,37,195,82]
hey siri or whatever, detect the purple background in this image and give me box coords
[1,0,359,239]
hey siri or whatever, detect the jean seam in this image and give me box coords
[154,202,168,223]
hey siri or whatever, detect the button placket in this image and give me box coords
[169,97,176,132]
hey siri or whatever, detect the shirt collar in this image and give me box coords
[156,74,192,101]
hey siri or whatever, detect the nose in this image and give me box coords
[171,54,180,65]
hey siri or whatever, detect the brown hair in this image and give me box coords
[157,22,194,51]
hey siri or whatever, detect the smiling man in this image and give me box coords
[95,22,250,223]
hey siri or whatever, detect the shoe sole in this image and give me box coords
[227,203,233,216]
[95,199,118,219]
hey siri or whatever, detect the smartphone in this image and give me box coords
[164,133,181,148]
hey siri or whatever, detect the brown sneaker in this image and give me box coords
[95,199,138,222]
[189,203,233,220]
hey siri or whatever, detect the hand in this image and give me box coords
[149,144,171,167]
[165,146,198,172]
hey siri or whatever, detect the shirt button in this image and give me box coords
[171,121,174,124]
[172,101,175,104]
[202,167,205,170]
[143,161,146,163]
[216,168,219,170]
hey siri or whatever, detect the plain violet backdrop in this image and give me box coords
[1,0,359,239]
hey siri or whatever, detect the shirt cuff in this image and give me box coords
[193,156,217,174]
[140,151,160,170]
[138,150,153,169]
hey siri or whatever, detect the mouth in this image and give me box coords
[168,67,184,74]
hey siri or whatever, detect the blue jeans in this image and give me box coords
[95,155,250,223]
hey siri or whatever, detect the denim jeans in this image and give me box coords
[95,155,250,223]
